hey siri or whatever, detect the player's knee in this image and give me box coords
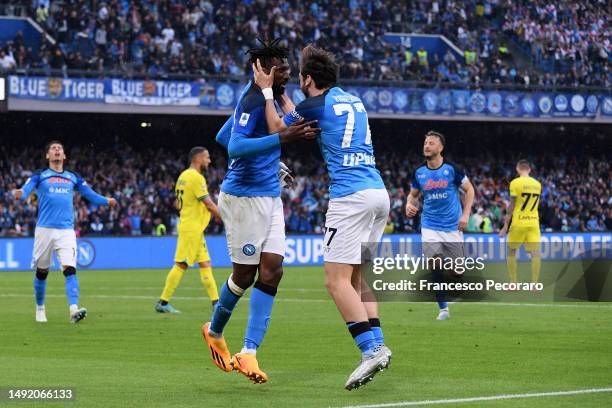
[325,273,340,294]
[258,264,283,287]
[36,268,49,280]
[176,262,188,270]
[198,261,211,268]
[63,266,76,277]
[231,271,256,290]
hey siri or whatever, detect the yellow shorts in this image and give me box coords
[174,231,210,265]
[507,226,541,252]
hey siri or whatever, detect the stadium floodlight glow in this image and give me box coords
[140,122,151,128]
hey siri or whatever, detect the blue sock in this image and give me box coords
[65,274,79,305]
[347,321,377,354]
[210,280,242,334]
[33,278,46,306]
[432,268,447,309]
[244,282,276,350]
[369,318,384,346]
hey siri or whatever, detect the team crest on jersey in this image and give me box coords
[238,113,250,126]
[242,244,256,256]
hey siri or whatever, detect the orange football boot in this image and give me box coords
[201,322,232,372]
[230,353,268,384]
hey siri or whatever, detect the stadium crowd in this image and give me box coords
[0,0,609,88]
[0,141,609,237]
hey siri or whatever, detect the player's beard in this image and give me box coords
[273,84,285,97]
[300,85,310,98]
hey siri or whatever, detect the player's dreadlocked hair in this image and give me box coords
[300,45,339,89]
[246,37,289,68]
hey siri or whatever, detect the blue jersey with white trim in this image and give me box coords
[20,168,109,229]
[283,87,384,199]
[411,161,467,231]
[221,82,281,197]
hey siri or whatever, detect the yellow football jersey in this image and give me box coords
[175,168,211,232]
[509,176,541,228]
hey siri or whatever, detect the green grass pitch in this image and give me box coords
[0,267,611,408]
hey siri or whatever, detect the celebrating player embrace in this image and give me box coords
[202,39,320,385]
[14,141,116,323]
[253,45,391,390]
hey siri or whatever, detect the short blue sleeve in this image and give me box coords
[451,164,467,186]
[411,170,421,190]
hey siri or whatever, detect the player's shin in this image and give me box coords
[531,254,541,283]
[160,265,185,303]
[243,281,277,354]
[209,275,244,335]
[431,266,448,310]
[199,266,219,303]
[507,255,518,283]
[347,321,377,355]
[63,266,79,311]
[369,318,384,346]
[34,268,48,307]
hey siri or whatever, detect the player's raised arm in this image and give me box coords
[75,175,116,207]
[14,172,41,202]
[252,59,289,133]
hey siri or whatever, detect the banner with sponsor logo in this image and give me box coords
[8,76,611,118]
[0,233,609,271]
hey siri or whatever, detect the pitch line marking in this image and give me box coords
[336,387,612,408]
[1,293,611,308]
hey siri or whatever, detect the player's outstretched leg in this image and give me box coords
[156,263,186,313]
[34,268,48,323]
[203,271,253,372]
[64,267,87,323]
[232,253,282,384]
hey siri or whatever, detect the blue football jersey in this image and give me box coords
[411,162,467,231]
[221,82,281,197]
[20,168,109,229]
[283,87,385,199]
